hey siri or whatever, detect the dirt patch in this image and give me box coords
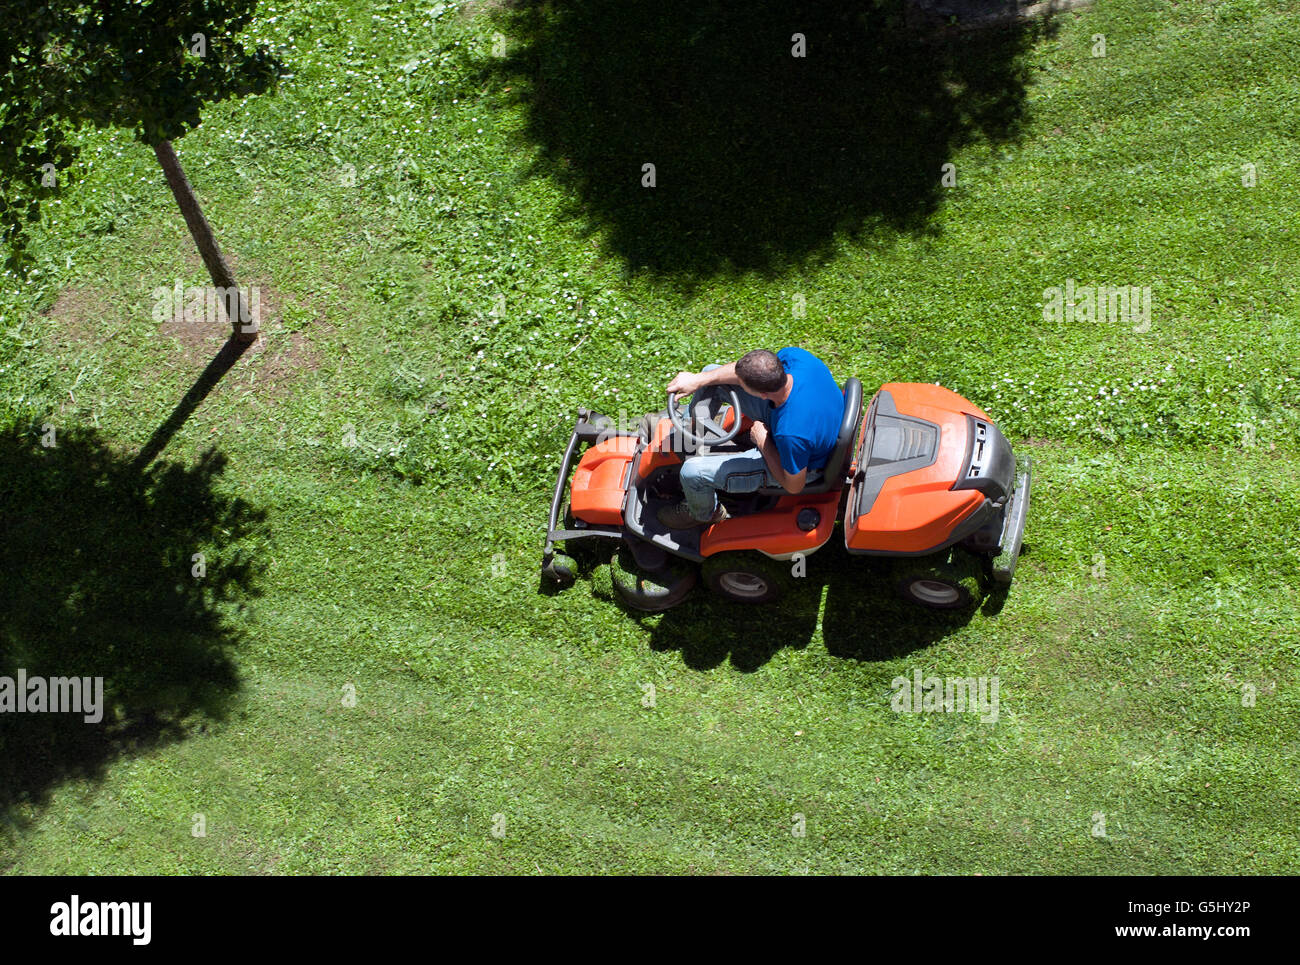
[245,328,326,399]
[43,250,332,407]
[156,288,243,360]
[153,251,267,360]
[240,282,339,406]
[41,288,107,351]
[155,252,333,402]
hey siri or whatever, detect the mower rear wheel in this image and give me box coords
[894,549,984,610]
[610,546,696,612]
[701,551,791,604]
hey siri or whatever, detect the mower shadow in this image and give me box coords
[0,426,266,844]
[820,545,984,661]
[643,537,978,671]
[489,0,1050,281]
[642,577,821,673]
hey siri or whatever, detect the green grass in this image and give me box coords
[1,0,1298,874]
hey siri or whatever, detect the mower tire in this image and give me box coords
[701,551,791,604]
[610,546,696,612]
[894,549,984,610]
[542,553,578,588]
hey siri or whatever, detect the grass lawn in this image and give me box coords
[1,0,1297,874]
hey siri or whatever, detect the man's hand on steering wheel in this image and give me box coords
[667,383,742,447]
[666,371,705,396]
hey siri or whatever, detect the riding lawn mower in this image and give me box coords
[541,378,1031,612]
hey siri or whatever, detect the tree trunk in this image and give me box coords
[153,140,257,344]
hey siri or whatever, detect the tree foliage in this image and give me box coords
[0,0,282,269]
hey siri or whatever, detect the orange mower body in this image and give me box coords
[542,380,1031,612]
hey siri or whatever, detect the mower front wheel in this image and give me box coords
[701,551,791,604]
[542,552,578,588]
[610,546,696,612]
[893,549,984,610]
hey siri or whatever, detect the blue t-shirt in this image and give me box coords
[768,347,844,475]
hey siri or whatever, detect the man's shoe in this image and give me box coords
[656,500,728,530]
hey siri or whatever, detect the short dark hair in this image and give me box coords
[736,349,785,393]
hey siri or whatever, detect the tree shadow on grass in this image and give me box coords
[0,426,266,844]
[642,537,977,670]
[492,0,1052,282]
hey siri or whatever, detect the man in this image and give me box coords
[658,347,845,530]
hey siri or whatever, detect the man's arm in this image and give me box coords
[749,422,806,494]
[667,361,738,396]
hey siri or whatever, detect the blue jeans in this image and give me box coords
[679,365,780,520]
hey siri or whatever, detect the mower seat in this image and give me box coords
[758,377,863,495]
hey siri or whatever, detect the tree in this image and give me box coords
[0,1,282,343]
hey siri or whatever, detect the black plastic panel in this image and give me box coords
[952,414,1015,504]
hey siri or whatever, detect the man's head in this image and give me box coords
[736,349,786,398]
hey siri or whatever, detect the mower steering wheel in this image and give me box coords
[667,385,743,447]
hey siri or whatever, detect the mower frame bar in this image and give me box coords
[543,410,635,563]
[992,454,1032,584]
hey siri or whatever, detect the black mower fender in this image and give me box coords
[573,409,612,444]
